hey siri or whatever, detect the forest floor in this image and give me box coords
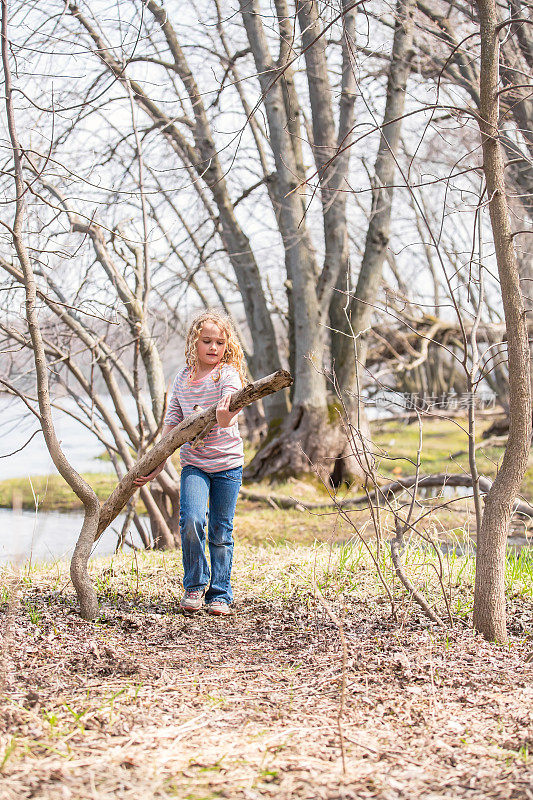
[1,414,533,798]
[1,541,532,800]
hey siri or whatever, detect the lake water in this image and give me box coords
[0,394,139,564]
[0,394,123,482]
[0,508,145,566]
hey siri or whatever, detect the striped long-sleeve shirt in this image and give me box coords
[164,364,244,472]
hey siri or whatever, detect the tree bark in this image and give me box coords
[335,0,415,394]
[472,0,532,642]
[239,0,347,480]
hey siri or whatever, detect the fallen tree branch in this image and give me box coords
[241,472,533,518]
[96,370,293,538]
[369,473,533,518]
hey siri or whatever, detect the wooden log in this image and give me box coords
[241,472,533,519]
[96,370,292,538]
[365,317,533,368]
[370,473,533,518]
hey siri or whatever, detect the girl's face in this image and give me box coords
[196,321,226,370]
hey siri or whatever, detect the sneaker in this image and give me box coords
[206,600,231,616]
[180,588,205,614]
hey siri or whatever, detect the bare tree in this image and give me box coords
[0,14,290,615]
[12,0,510,487]
[0,195,181,550]
[333,0,416,390]
[50,0,364,480]
[236,0,357,480]
[472,0,532,642]
[2,0,532,642]
[1,0,100,619]
[67,0,288,425]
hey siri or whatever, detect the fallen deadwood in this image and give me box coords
[367,474,533,519]
[482,415,510,439]
[96,370,293,538]
[367,473,533,518]
[370,408,505,428]
[240,487,309,510]
[366,315,533,369]
[241,473,533,518]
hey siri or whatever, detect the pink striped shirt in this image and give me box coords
[164,364,244,472]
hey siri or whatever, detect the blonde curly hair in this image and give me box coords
[185,310,247,386]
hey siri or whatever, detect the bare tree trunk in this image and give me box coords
[297,0,356,315]
[472,0,532,642]
[1,0,99,619]
[69,0,288,423]
[294,0,362,482]
[335,0,415,394]
[239,0,345,481]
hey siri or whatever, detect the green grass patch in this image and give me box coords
[372,416,533,496]
[0,473,126,512]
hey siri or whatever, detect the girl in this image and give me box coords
[135,310,246,616]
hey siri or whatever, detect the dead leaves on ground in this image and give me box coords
[0,558,532,800]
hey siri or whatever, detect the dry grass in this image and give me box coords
[1,543,532,800]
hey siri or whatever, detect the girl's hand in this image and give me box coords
[133,460,166,487]
[216,394,239,428]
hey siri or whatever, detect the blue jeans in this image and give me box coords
[179,465,242,604]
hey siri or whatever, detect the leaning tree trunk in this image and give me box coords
[472,0,532,642]
[1,0,100,619]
